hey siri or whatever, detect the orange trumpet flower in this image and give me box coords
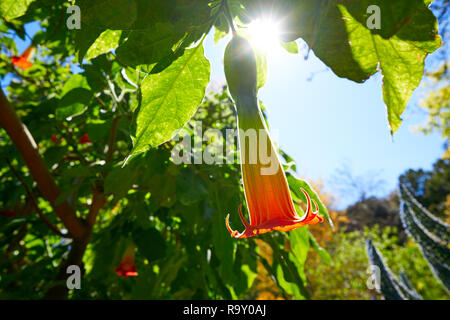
[115,244,138,277]
[224,35,323,239]
[225,108,324,238]
[11,45,35,69]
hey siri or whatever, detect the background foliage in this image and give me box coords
[0,0,448,300]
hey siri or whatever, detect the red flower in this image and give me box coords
[11,45,35,69]
[115,244,138,277]
[224,35,324,239]
[79,133,91,144]
[0,210,15,218]
[51,134,58,144]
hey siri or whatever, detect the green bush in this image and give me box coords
[306,225,449,300]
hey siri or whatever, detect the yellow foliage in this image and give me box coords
[251,239,285,300]
[307,180,350,245]
[248,180,350,299]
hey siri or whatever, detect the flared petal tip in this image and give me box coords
[115,266,138,277]
[225,214,240,238]
[225,188,324,239]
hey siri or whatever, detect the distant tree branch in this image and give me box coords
[86,188,105,228]
[0,88,87,240]
[331,162,386,203]
[45,187,105,299]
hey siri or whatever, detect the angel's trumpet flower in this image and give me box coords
[114,244,138,277]
[11,45,35,69]
[224,35,323,239]
[224,106,324,238]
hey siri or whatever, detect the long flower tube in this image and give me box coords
[224,34,323,239]
[11,45,35,70]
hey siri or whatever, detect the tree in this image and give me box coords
[344,193,404,237]
[330,163,386,203]
[399,158,450,220]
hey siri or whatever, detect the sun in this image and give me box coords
[247,17,282,54]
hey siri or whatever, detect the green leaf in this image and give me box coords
[214,27,228,44]
[289,227,310,269]
[83,64,107,92]
[60,74,91,96]
[85,30,122,60]
[241,264,257,290]
[286,171,334,229]
[132,227,166,262]
[249,0,440,134]
[273,253,308,299]
[56,75,92,119]
[130,43,210,155]
[212,204,235,283]
[105,164,139,199]
[255,51,267,90]
[85,119,111,141]
[74,0,137,62]
[0,0,35,20]
[56,88,92,120]
[78,0,137,30]
[280,41,298,54]
[115,23,182,68]
[287,227,311,291]
[338,3,441,134]
[176,168,208,206]
[309,232,332,265]
[75,27,104,63]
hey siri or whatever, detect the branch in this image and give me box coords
[0,88,87,240]
[1,156,68,238]
[86,188,105,227]
[224,0,236,35]
[45,187,105,300]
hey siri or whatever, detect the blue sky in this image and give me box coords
[4,19,446,210]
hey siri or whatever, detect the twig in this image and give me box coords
[224,0,236,35]
[94,95,108,110]
[45,187,105,299]
[1,156,67,238]
[86,188,105,228]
